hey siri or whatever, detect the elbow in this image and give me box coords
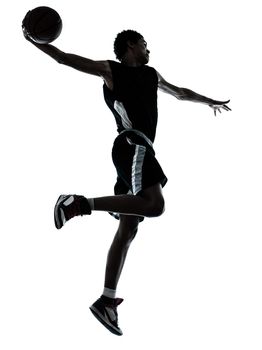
[177,88,187,100]
[178,88,193,101]
[57,58,64,64]
[57,52,66,64]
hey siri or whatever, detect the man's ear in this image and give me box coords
[127,40,135,49]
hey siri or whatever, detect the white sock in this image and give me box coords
[103,287,116,299]
[87,198,94,210]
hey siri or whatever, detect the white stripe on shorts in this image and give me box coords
[132,144,146,195]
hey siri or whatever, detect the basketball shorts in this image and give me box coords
[109,130,167,220]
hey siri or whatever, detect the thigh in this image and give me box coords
[112,134,167,196]
[139,182,164,202]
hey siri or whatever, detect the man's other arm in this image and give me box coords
[157,71,231,115]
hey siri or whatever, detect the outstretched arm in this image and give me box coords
[22,26,112,82]
[157,71,231,116]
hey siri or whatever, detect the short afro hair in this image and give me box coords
[114,30,143,61]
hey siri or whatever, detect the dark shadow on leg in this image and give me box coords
[104,215,140,290]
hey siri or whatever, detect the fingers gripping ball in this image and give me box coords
[22,6,62,44]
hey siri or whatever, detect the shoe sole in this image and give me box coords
[89,305,123,336]
[54,195,67,229]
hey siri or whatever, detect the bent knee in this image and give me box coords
[148,197,165,217]
[119,216,139,241]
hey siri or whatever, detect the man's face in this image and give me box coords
[133,38,150,64]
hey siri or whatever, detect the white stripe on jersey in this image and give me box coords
[114,101,133,130]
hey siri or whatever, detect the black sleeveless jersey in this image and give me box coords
[103,60,159,143]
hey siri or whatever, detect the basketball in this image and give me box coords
[22,6,62,44]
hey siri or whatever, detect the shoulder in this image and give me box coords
[100,60,117,91]
[143,65,158,84]
[107,60,122,72]
[104,60,129,90]
[96,60,112,76]
[143,64,158,77]
[154,70,167,89]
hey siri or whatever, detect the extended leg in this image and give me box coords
[89,215,140,336]
[104,215,140,290]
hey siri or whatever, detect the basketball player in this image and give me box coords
[23,28,231,335]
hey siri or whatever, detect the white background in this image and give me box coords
[1,0,261,349]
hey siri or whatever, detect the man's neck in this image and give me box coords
[121,56,142,67]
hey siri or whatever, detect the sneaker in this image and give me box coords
[89,297,124,336]
[54,194,91,229]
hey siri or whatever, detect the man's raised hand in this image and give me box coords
[209,100,231,116]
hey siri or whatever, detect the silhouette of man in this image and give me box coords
[23,26,231,335]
